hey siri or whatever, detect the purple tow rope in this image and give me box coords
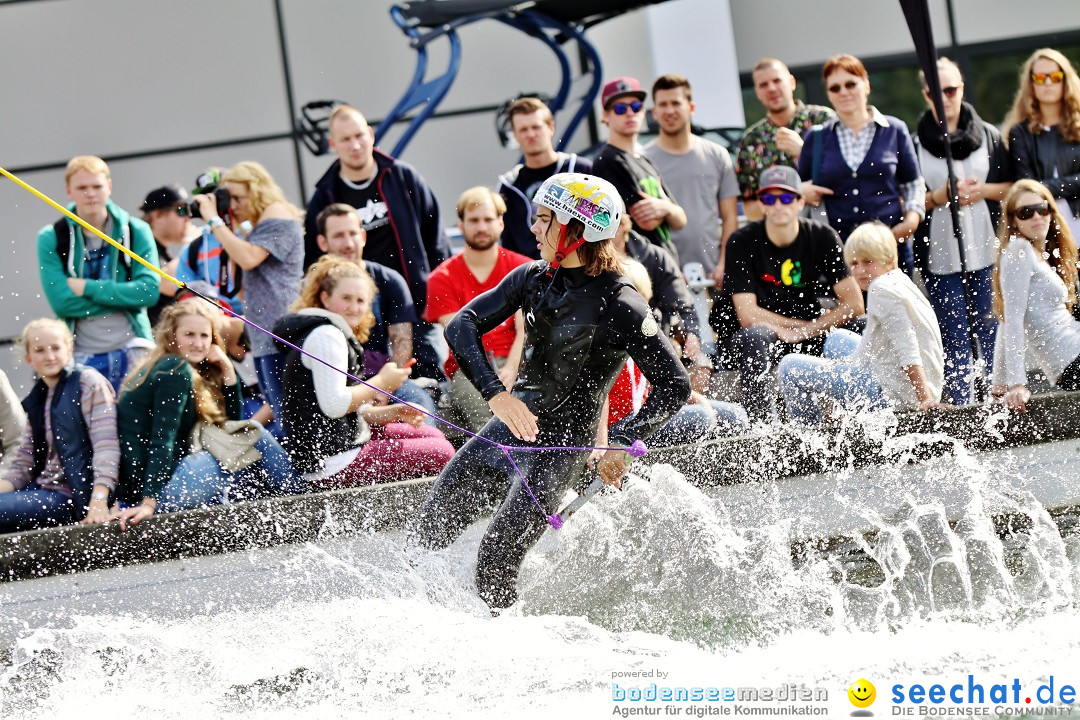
[184,287,649,528]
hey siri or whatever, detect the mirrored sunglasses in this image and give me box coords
[1031,71,1065,85]
[760,192,799,206]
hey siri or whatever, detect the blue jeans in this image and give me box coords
[75,345,149,393]
[394,378,439,427]
[778,329,885,424]
[614,400,748,448]
[923,266,995,405]
[157,426,302,513]
[254,352,286,426]
[731,325,826,422]
[0,488,80,534]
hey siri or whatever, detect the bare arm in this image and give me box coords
[192,194,273,270]
[731,292,811,331]
[387,322,413,365]
[762,277,864,344]
[903,364,938,410]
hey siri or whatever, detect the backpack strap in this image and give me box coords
[54,217,134,276]
[53,218,71,274]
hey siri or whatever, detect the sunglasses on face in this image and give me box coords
[760,192,799,206]
[941,85,962,98]
[611,100,643,115]
[1031,71,1065,85]
[827,79,860,94]
[1013,202,1052,221]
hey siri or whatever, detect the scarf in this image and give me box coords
[916,101,984,161]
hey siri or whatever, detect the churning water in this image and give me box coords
[1,441,1078,719]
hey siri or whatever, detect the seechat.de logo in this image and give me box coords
[849,678,877,716]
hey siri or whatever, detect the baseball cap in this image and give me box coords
[757,166,802,196]
[193,167,225,195]
[140,184,189,212]
[601,77,646,109]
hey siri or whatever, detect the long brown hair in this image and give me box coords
[992,179,1079,319]
[539,216,625,276]
[123,301,229,424]
[1003,48,1080,144]
[291,255,378,342]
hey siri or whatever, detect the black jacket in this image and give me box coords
[304,151,451,312]
[274,310,370,475]
[496,153,591,259]
[446,262,690,447]
[1008,122,1080,219]
[625,230,700,339]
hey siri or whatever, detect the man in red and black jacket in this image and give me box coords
[304,104,452,381]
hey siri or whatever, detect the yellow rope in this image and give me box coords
[0,165,184,288]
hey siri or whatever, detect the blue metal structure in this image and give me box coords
[363,0,669,158]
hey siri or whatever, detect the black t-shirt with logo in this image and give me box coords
[591,143,679,263]
[725,218,849,321]
[334,174,398,271]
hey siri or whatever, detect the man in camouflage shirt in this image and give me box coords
[736,58,833,221]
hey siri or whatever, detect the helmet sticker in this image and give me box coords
[533,173,623,243]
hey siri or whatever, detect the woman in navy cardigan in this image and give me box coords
[798,54,925,276]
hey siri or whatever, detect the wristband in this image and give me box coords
[91,491,109,501]
[207,216,225,230]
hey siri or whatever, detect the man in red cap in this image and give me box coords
[591,76,686,265]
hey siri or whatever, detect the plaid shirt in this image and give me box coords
[736,101,834,199]
[836,107,925,219]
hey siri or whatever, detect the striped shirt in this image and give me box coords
[3,369,120,494]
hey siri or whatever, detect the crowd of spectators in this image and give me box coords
[2,45,1080,535]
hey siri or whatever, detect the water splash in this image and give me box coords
[0,444,1077,718]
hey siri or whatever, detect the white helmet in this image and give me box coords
[532,172,623,243]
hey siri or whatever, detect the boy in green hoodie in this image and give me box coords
[37,156,160,391]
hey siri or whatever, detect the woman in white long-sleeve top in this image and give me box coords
[991,179,1080,412]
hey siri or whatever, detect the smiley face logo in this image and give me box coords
[848,679,876,709]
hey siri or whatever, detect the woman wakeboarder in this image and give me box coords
[409,173,691,609]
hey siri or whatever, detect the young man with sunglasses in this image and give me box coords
[592,76,686,265]
[141,184,200,324]
[725,166,864,423]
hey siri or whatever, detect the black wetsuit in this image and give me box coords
[411,261,691,608]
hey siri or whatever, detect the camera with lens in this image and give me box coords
[189,187,231,220]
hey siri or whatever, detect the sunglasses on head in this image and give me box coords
[1013,202,1052,221]
[827,79,860,94]
[1031,71,1065,85]
[760,192,799,206]
[611,100,643,115]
